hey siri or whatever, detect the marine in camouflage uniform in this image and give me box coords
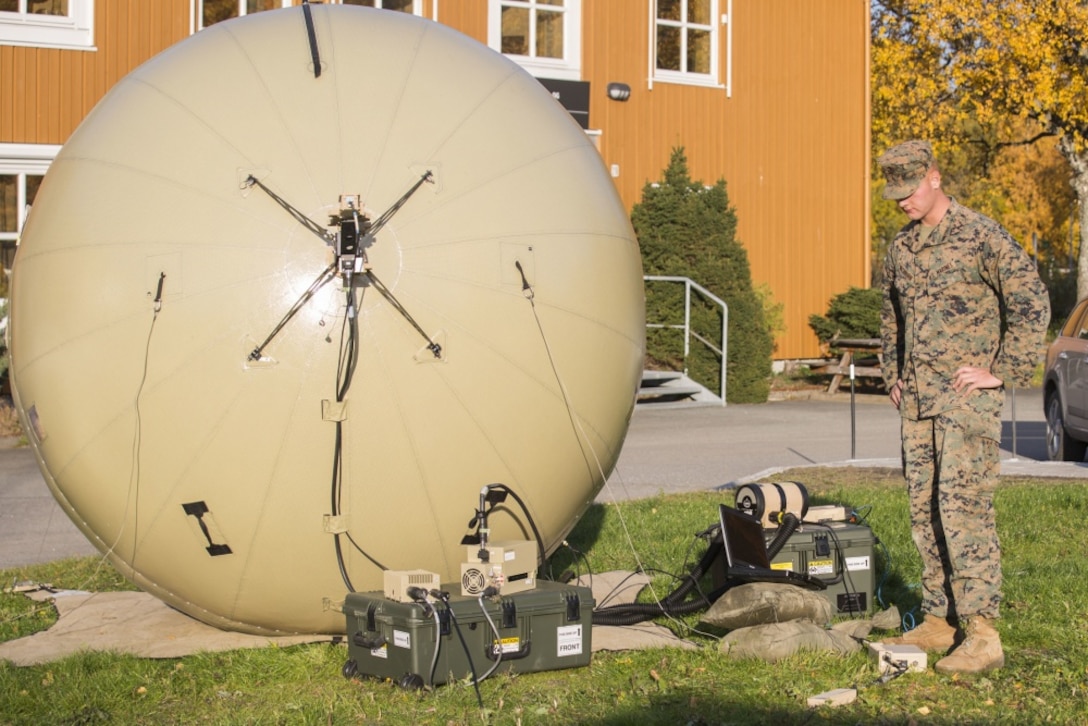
[878,140,1049,673]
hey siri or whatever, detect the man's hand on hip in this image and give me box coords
[953,366,1003,394]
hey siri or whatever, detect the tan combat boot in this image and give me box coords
[935,617,1005,674]
[883,613,956,651]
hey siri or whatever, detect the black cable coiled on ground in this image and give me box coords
[590,513,804,626]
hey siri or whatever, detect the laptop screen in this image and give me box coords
[719,504,772,569]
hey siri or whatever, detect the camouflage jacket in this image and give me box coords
[880,199,1050,420]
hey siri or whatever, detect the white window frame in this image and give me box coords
[649,0,725,91]
[0,144,60,266]
[0,0,95,50]
[488,0,582,82]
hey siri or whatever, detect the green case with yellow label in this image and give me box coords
[343,579,593,688]
[768,522,876,615]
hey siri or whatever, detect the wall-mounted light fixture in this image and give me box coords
[606,82,631,102]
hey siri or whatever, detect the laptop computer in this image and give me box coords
[718,504,826,591]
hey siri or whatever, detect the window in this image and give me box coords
[653,0,722,88]
[0,0,94,50]
[488,0,581,81]
[197,0,292,30]
[0,144,58,272]
[196,0,420,30]
[337,0,419,11]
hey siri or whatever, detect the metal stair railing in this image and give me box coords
[643,275,728,405]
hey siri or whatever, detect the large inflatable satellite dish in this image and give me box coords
[8,5,644,634]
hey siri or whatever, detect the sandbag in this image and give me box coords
[871,606,903,632]
[719,620,861,662]
[700,582,832,630]
[830,618,873,641]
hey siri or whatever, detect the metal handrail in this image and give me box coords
[643,275,728,404]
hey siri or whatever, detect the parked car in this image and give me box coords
[1043,298,1088,461]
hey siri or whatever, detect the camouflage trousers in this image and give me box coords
[901,406,1002,620]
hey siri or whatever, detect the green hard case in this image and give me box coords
[342,579,593,687]
[768,521,876,614]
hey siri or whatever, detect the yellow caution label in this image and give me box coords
[495,637,520,654]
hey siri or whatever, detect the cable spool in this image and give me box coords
[734,481,809,528]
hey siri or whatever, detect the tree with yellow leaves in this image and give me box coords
[871,0,1088,300]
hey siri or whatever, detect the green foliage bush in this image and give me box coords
[808,286,882,347]
[632,148,773,403]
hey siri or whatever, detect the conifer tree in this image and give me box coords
[632,148,773,403]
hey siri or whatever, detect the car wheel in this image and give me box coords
[1046,393,1088,462]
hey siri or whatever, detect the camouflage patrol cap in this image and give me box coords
[878,140,935,200]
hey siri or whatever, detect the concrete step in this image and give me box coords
[636,370,721,406]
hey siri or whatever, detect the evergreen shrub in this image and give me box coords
[632,148,773,403]
[808,287,882,349]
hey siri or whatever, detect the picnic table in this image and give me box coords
[813,338,884,393]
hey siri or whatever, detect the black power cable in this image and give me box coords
[321,174,434,589]
[591,535,724,626]
[431,590,484,709]
[485,484,546,571]
[330,276,389,586]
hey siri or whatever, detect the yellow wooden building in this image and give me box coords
[1,0,869,359]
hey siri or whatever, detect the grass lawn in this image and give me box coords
[2,467,1087,725]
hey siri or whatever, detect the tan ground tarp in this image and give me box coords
[0,591,327,666]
